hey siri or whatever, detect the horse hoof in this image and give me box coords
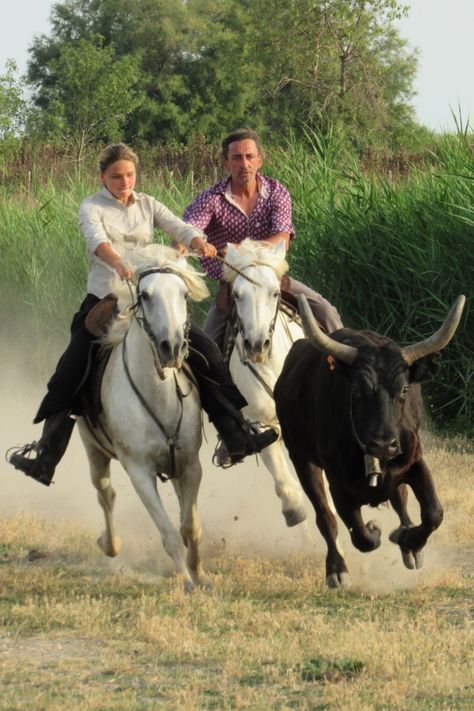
[97,533,122,558]
[197,575,214,591]
[183,579,196,595]
[326,572,351,589]
[283,506,307,527]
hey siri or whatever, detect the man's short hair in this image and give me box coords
[221,128,263,159]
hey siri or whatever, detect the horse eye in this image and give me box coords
[400,385,410,400]
[234,293,240,301]
[273,291,280,298]
[141,291,150,302]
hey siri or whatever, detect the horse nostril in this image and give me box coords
[263,338,271,350]
[243,338,251,351]
[160,340,171,357]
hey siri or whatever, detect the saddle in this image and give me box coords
[80,294,118,426]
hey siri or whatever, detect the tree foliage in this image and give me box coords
[25,0,420,149]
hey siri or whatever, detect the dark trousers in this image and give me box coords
[35,295,246,424]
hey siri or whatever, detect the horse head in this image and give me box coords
[225,239,288,364]
[106,244,209,370]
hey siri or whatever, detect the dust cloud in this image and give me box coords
[0,345,467,591]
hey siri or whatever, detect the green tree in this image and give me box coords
[35,38,143,161]
[26,0,421,148]
[0,60,29,173]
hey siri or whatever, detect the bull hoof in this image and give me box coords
[97,533,122,558]
[401,548,424,570]
[283,506,307,527]
[366,519,382,548]
[326,572,351,589]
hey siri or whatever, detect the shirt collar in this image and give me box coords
[222,174,269,203]
[100,186,138,206]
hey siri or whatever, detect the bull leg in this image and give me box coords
[171,461,212,590]
[389,459,443,570]
[291,456,350,588]
[259,440,307,527]
[389,484,422,569]
[335,499,382,553]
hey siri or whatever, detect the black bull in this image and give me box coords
[274,295,465,588]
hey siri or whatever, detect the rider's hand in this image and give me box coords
[172,240,189,255]
[190,236,217,258]
[114,261,134,281]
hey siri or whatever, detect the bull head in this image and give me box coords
[298,294,466,461]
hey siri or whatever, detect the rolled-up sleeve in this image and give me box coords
[152,198,205,248]
[270,184,295,239]
[183,189,215,231]
[79,199,111,255]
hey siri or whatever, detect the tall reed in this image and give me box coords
[1,134,472,434]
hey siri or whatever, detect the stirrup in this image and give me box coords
[212,438,235,469]
[7,441,54,486]
[6,439,40,466]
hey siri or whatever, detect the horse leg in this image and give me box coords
[171,462,212,589]
[83,441,121,557]
[259,440,307,527]
[124,461,196,592]
[290,456,350,588]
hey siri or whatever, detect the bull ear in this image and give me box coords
[409,353,441,383]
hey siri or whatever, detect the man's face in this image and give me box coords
[224,139,262,187]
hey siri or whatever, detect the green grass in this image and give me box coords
[0,132,473,434]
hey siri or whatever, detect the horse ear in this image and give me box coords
[274,240,286,258]
[227,243,237,259]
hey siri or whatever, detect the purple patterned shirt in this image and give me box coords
[183,174,295,280]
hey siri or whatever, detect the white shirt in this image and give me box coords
[79,187,204,298]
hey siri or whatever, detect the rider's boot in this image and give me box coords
[212,414,278,468]
[9,411,75,487]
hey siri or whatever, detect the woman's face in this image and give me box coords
[101,159,137,204]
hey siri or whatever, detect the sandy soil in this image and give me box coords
[1,367,470,593]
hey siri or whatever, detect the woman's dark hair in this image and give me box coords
[221,128,263,159]
[99,143,139,173]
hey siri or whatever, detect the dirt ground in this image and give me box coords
[2,373,471,593]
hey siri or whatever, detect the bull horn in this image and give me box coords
[298,295,358,365]
[401,295,466,366]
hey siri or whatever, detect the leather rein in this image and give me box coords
[122,267,194,479]
[229,265,301,399]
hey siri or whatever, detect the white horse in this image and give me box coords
[77,245,210,592]
[224,239,307,527]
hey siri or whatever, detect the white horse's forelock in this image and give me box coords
[223,239,289,284]
[101,244,209,347]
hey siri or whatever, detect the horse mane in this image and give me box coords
[223,239,289,284]
[102,244,209,346]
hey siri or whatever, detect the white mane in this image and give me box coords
[102,244,209,346]
[223,239,289,284]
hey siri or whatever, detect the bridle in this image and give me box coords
[229,263,297,399]
[122,267,193,478]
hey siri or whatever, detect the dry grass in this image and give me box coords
[0,442,473,710]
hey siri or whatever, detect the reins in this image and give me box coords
[116,267,194,479]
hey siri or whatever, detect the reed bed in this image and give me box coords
[0,134,472,434]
